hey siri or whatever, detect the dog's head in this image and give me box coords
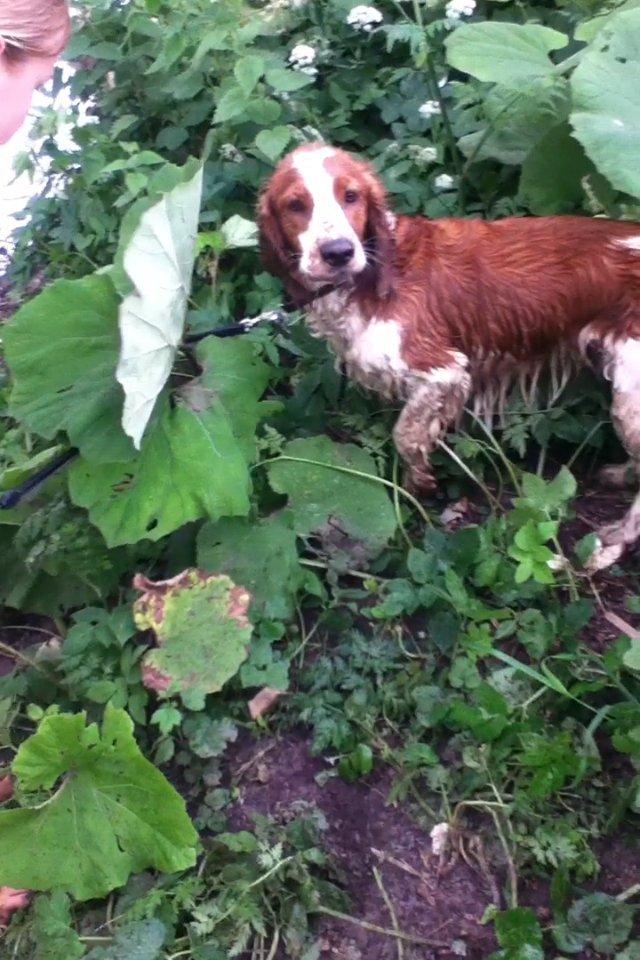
[257,143,395,305]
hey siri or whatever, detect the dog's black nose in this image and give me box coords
[319,238,355,267]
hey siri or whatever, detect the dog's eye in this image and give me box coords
[287,198,306,213]
[344,189,359,204]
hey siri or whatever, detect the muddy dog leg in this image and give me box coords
[588,338,640,570]
[393,359,471,493]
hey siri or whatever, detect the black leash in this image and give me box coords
[1,284,338,509]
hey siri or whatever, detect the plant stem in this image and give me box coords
[314,906,449,947]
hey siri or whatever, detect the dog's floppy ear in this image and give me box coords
[257,189,309,307]
[364,170,396,300]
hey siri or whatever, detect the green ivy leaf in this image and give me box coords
[445,22,568,88]
[4,275,133,464]
[134,569,253,708]
[571,9,640,199]
[0,707,197,900]
[213,85,249,123]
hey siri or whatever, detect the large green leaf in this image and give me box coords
[0,707,197,900]
[518,124,595,214]
[445,22,568,87]
[134,569,253,709]
[116,163,203,450]
[4,275,133,463]
[197,512,306,620]
[68,338,270,546]
[570,9,640,199]
[457,79,569,166]
[267,436,397,560]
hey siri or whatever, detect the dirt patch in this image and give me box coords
[228,732,497,960]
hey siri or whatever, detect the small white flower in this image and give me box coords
[430,822,450,857]
[346,4,383,32]
[433,173,455,191]
[299,65,318,76]
[419,100,441,119]
[289,43,317,68]
[445,0,476,20]
[547,554,567,572]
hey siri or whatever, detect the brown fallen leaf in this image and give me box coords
[248,687,284,720]
[0,777,13,802]
[0,888,30,926]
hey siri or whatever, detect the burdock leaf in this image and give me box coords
[135,569,253,709]
[0,707,197,901]
[115,161,203,449]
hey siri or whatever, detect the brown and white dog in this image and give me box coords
[258,142,640,570]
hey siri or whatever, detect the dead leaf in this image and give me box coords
[248,687,283,720]
[0,887,30,926]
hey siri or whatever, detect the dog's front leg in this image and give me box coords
[393,362,471,494]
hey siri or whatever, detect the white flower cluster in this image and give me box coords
[288,43,318,76]
[433,173,455,191]
[445,0,476,20]
[408,144,438,166]
[418,100,441,119]
[346,4,383,32]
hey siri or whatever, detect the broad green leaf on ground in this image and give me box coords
[84,920,166,960]
[518,124,595,214]
[134,570,252,709]
[31,892,84,960]
[115,162,203,449]
[445,22,568,87]
[197,512,306,620]
[267,436,397,561]
[0,707,197,900]
[68,338,270,546]
[457,79,570,166]
[4,275,134,463]
[570,9,640,199]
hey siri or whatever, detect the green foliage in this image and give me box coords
[0,707,197,899]
[4,0,640,955]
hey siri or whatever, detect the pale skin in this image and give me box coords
[0,37,59,144]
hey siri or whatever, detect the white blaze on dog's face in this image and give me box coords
[291,147,368,282]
